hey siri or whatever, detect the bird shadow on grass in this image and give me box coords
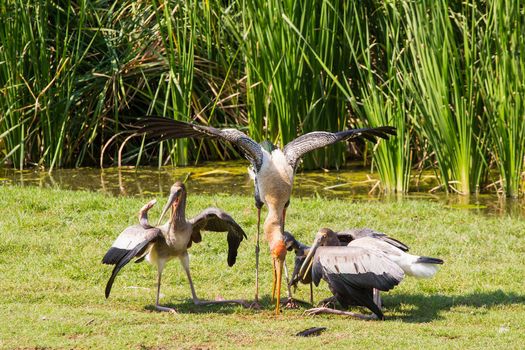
[142,290,525,320]
[383,290,525,323]
[143,295,280,315]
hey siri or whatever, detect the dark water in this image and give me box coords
[1,161,524,217]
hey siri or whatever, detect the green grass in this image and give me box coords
[0,185,524,349]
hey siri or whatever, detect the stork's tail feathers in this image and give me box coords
[402,254,444,279]
[416,256,444,265]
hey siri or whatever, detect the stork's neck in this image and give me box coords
[294,241,311,256]
[264,205,286,260]
[326,235,342,247]
[169,193,187,230]
[139,210,151,229]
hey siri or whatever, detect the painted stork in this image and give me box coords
[102,181,248,312]
[299,228,444,320]
[136,116,396,314]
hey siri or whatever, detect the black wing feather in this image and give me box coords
[104,240,151,298]
[189,207,247,267]
[311,246,404,318]
[102,226,161,298]
[136,116,264,171]
[283,126,396,169]
[338,228,409,252]
[325,273,385,319]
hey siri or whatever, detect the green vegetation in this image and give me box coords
[1,185,524,349]
[1,1,524,196]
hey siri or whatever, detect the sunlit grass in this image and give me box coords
[1,185,524,349]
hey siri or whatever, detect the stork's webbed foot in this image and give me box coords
[304,307,378,320]
[155,305,177,313]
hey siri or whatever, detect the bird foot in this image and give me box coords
[304,307,328,316]
[317,296,337,308]
[281,297,300,309]
[155,305,177,314]
[304,307,378,320]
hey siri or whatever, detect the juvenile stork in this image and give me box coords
[102,181,247,312]
[299,228,444,320]
[285,229,408,306]
[136,116,396,314]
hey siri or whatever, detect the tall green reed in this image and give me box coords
[1,0,524,198]
[478,0,525,197]
[119,1,247,166]
[0,1,247,169]
[399,1,486,194]
[242,0,348,169]
[0,1,142,170]
[151,0,196,166]
[344,2,412,193]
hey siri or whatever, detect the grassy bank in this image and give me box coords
[0,185,524,349]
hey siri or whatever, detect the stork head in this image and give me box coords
[157,181,186,225]
[314,227,338,245]
[298,228,338,279]
[283,231,297,251]
[138,199,157,228]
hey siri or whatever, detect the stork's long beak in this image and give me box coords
[272,257,284,315]
[299,239,321,280]
[156,190,179,226]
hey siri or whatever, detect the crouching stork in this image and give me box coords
[298,228,444,320]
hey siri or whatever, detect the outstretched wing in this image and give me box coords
[311,246,404,291]
[136,116,264,171]
[189,207,247,267]
[102,225,162,298]
[311,246,404,319]
[283,126,396,169]
[337,228,409,252]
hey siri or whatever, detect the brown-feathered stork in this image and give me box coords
[284,228,409,307]
[102,181,248,312]
[136,116,396,314]
[298,228,444,320]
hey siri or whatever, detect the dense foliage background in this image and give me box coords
[1,0,524,196]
